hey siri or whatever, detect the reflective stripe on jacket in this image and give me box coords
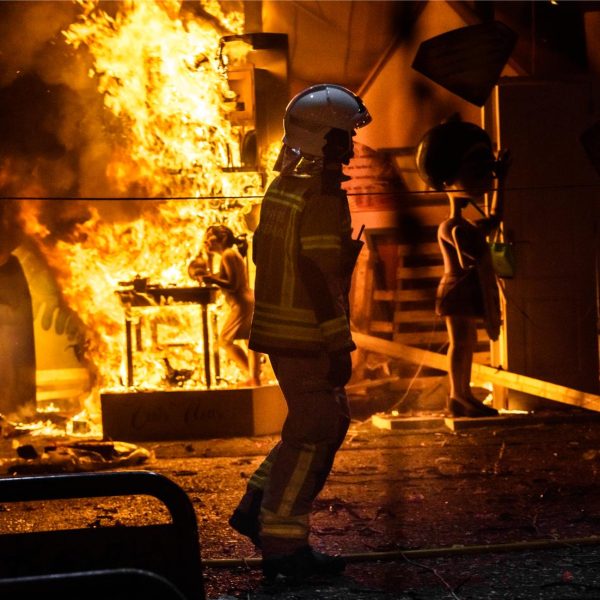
[249,172,357,356]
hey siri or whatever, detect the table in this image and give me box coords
[116,285,219,389]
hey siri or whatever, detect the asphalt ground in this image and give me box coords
[221,543,600,599]
[2,408,600,599]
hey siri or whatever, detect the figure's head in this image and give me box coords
[204,225,234,253]
[282,84,371,161]
[204,224,247,257]
[415,115,496,199]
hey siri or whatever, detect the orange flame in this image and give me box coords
[20,0,272,414]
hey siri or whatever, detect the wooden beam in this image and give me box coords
[352,332,600,412]
[346,376,400,391]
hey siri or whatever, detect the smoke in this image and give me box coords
[0,2,76,87]
[0,1,157,240]
[0,2,101,180]
[0,1,170,388]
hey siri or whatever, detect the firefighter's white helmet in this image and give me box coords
[282,84,371,158]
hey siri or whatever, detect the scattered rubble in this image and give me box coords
[4,440,152,475]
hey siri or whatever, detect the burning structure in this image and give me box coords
[1,0,599,439]
[0,0,288,436]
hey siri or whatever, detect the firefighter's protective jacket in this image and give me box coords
[249,171,361,356]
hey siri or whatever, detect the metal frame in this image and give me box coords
[0,470,204,600]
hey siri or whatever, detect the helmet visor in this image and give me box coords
[352,93,371,128]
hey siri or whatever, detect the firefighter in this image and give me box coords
[229,84,371,580]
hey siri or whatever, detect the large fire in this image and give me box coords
[7,0,278,434]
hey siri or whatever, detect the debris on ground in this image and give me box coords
[4,440,152,474]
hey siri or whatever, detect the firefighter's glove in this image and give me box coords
[326,351,352,388]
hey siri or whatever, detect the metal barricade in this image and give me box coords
[0,470,204,600]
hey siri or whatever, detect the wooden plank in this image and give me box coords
[369,321,394,333]
[397,265,444,279]
[353,332,600,412]
[394,309,441,322]
[392,330,448,345]
[373,289,436,302]
[390,376,444,391]
[37,368,90,386]
[391,329,488,346]
[354,332,448,370]
[372,414,447,430]
[37,388,88,401]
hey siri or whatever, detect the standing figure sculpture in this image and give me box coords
[415,115,510,417]
[189,225,260,386]
[228,84,371,580]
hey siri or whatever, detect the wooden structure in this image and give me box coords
[116,284,219,389]
[488,78,600,406]
[349,192,492,394]
[101,384,287,441]
[348,78,600,408]
[354,332,600,412]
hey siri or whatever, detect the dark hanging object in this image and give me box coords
[412,21,518,107]
[580,121,600,178]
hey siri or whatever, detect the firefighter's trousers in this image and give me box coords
[236,352,350,556]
